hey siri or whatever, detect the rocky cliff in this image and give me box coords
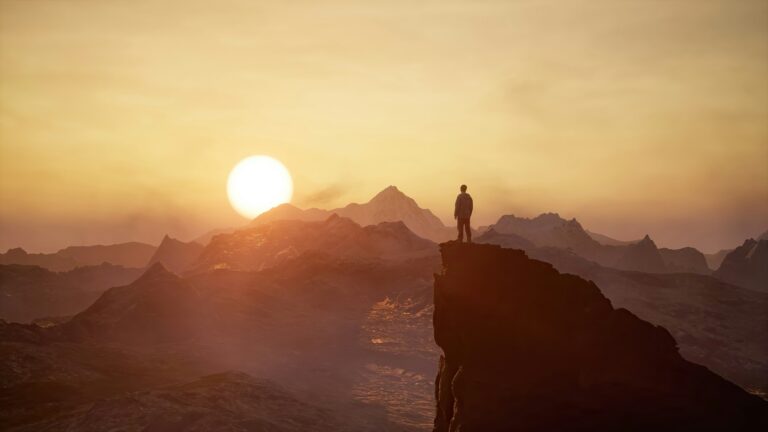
[432,242,766,432]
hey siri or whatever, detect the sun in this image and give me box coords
[227,155,293,219]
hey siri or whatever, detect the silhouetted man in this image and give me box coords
[454,184,473,243]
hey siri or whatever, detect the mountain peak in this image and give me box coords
[369,185,409,203]
[4,247,28,257]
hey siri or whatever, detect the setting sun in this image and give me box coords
[227,155,293,219]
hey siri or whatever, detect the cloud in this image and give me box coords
[295,184,347,208]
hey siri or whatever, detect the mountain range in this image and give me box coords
[0,242,156,272]
[252,186,452,242]
[2,185,766,430]
[194,214,436,273]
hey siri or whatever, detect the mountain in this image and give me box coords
[193,215,437,272]
[0,242,156,272]
[491,213,602,252]
[0,263,143,323]
[332,186,450,242]
[658,246,710,274]
[613,234,667,273]
[432,242,767,431]
[491,213,617,265]
[145,235,205,274]
[4,251,438,430]
[714,239,768,293]
[57,242,157,268]
[586,230,639,246]
[192,227,238,246]
[63,263,210,344]
[489,214,683,273]
[251,203,331,225]
[0,248,79,272]
[250,186,452,242]
[474,228,535,250]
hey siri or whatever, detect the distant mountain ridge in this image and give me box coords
[252,186,452,242]
[0,242,156,272]
[487,213,708,274]
[0,263,143,323]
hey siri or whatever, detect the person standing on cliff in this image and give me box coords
[454,184,473,243]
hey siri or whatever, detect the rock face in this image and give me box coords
[432,242,767,432]
[714,239,768,293]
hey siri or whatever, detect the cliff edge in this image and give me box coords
[433,242,766,432]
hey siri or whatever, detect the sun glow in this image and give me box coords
[227,156,293,219]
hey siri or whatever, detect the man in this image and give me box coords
[454,184,473,243]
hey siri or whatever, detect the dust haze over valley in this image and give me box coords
[2,0,768,430]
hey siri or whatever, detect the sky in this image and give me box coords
[1,0,766,253]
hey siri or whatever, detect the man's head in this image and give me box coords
[460,184,467,193]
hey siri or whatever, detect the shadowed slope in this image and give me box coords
[432,242,767,432]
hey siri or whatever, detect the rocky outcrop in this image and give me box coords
[432,242,767,432]
[714,239,768,293]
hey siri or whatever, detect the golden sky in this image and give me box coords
[1,0,767,253]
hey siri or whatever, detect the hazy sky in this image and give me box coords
[1,0,766,253]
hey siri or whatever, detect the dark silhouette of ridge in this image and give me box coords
[432,242,767,431]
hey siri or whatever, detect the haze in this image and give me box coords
[1,0,766,253]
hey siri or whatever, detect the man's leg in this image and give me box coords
[457,218,464,242]
[465,218,472,243]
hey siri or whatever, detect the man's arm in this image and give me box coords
[454,195,460,219]
[468,195,473,217]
